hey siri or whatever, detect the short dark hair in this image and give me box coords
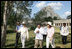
[63,23,66,25]
[16,21,20,23]
[42,24,46,26]
[37,23,41,26]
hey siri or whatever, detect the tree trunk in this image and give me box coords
[1,1,8,47]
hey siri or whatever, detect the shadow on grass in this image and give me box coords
[67,40,71,43]
[5,43,15,48]
[25,37,35,48]
[4,32,71,48]
[7,30,15,34]
[55,46,61,48]
[5,37,35,48]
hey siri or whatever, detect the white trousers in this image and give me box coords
[46,37,55,48]
[21,34,26,48]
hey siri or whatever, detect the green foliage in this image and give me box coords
[44,16,53,21]
[44,16,53,24]
[4,27,71,48]
[14,1,33,17]
[67,15,71,19]
[34,10,46,20]
[53,16,58,20]
[33,10,47,25]
[1,1,5,25]
[1,1,34,28]
[30,26,36,30]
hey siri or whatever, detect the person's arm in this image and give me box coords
[46,28,48,35]
[16,27,17,31]
[60,27,63,35]
[50,27,54,41]
[66,27,69,36]
[67,27,69,35]
[34,28,39,34]
[26,28,29,40]
[51,27,54,37]
[17,28,21,32]
[15,26,18,33]
[15,26,17,31]
[40,28,44,34]
[34,28,37,34]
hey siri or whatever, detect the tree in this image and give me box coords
[67,15,71,19]
[44,16,53,21]
[53,16,57,20]
[7,1,33,28]
[33,10,46,25]
[1,1,5,26]
[1,1,8,47]
[1,1,34,28]
[1,1,34,47]
[44,16,53,24]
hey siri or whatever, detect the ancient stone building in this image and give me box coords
[53,19,71,27]
[42,19,71,28]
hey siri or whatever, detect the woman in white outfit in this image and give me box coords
[18,22,29,48]
[46,22,55,48]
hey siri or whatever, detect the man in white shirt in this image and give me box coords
[17,22,29,48]
[60,23,69,44]
[46,22,55,48]
[34,24,44,48]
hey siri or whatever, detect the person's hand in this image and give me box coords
[15,30,17,32]
[36,30,39,33]
[27,38,29,41]
[50,37,53,41]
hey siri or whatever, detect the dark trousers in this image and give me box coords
[43,35,47,41]
[15,33,20,48]
[62,36,67,44]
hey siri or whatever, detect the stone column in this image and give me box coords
[62,23,63,26]
[57,23,58,27]
[58,23,59,27]
[68,23,69,27]
[67,23,68,26]
[55,23,56,26]
[60,23,61,26]
[61,23,62,26]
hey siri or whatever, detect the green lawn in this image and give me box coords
[4,27,71,48]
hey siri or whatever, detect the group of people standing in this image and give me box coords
[15,21,69,48]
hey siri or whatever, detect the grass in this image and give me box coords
[3,27,71,48]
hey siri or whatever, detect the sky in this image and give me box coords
[31,1,71,19]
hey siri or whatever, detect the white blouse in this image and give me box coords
[18,27,29,38]
[46,27,54,38]
[34,27,44,40]
[60,26,69,36]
